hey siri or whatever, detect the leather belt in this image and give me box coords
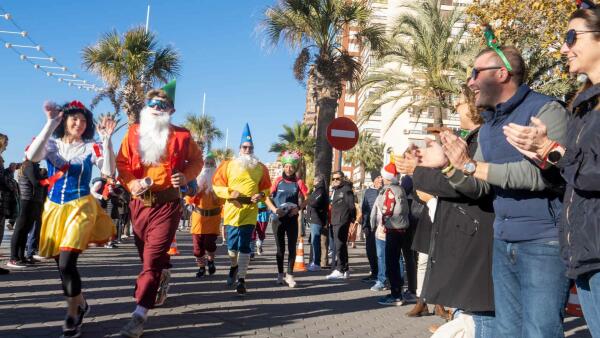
[193,206,222,217]
[137,187,180,207]
[227,196,253,205]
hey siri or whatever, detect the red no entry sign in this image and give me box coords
[326,117,359,151]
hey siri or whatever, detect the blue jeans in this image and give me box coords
[472,311,495,338]
[226,224,254,254]
[310,223,322,265]
[576,271,600,337]
[492,239,569,338]
[375,238,386,283]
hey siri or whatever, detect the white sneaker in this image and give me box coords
[307,263,321,272]
[285,274,297,288]
[33,254,45,261]
[326,270,345,280]
[276,273,285,285]
[343,271,350,279]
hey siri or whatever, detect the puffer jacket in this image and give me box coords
[17,162,45,202]
[306,182,329,226]
[559,84,600,279]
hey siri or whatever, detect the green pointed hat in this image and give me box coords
[162,79,176,105]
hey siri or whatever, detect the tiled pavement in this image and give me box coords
[0,228,591,338]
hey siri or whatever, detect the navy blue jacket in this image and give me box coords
[558,84,600,278]
[479,85,562,242]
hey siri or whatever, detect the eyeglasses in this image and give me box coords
[146,99,171,111]
[470,66,504,81]
[332,177,342,181]
[565,29,600,48]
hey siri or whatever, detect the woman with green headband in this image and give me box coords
[264,151,308,288]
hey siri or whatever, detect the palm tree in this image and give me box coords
[82,26,181,124]
[358,0,474,130]
[183,114,224,153]
[343,131,384,187]
[212,148,234,162]
[262,0,387,182]
[270,122,316,180]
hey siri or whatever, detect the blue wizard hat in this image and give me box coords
[240,123,253,147]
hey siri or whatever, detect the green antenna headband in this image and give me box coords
[483,25,513,72]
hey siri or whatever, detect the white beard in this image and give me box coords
[235,153,259,169]
[196,166,216,194]
[139,106,171,165]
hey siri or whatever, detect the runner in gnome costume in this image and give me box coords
[116,80,204,338]
[212,123,272,295]
[186,152,224,278]
[25,100,117,338]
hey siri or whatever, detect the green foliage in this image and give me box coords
[343,131,384,187]
[183,114,224,153]
[212,148,234,162]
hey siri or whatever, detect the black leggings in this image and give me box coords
[55,251,81,297]
[272,216,298,275]
[10,200,42,260]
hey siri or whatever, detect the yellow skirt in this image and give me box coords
[39,194,115,257]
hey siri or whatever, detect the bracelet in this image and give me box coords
[441,164,454,174]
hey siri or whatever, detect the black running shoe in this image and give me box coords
[227,266,238,287]
[207,261,216,275]
[61,316,81,338]
[196,266,206,278]
[236,278,246,295]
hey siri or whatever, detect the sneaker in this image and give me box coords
[276,273,285,285]
[285,274,297,288]
[227,266,238,287]
[155,269,171,307]
[33,254,45,261]
[196,266,206,279]
[307,263,321,272]
[7,259,27,269]
[402,291,417,304]
[61,316,81,338]
[361,275,377,284]
[21,257,36,265]
[119,314,145,338]
[257,245,263,255]
[207,261,216,275]
[236,278,247,295]
[343,271,350,279]
[378,295,403,306]
[250,252,255,259]
[326,270,346,280]
[370,281,388,292]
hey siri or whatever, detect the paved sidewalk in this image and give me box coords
[0,228,591,338]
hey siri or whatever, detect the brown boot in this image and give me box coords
[434,304,450,320]
[405,298,430,317]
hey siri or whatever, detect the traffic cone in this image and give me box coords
[565,285,583,317]
[167,236,180,256]
[293,236,307,272]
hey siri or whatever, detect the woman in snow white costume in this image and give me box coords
[26,100,117,338]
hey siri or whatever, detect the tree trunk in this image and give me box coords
[432,106,443,128]
[314,94,338,183]
[359,164,366,189]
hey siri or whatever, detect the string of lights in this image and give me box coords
[0,5,103,92]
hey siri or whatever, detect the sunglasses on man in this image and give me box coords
[146,99,172,111]
[564,29,600,48]
[470,66,504,81]
[332,177,342,181]
[241,145,254,150]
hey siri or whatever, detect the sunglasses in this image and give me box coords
[146,99,172,111]
[565,29,600,48]
[332,177,342,181]
[470,66,503,81]
[241,145,254,150]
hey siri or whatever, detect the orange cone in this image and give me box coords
[565,285,583,317]
[167,236,180,256]
[293,236,307,272]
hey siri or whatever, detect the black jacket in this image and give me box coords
[17,162,45,202]
[413,129,495,312]
[330,181,356,226]
[361,187,379,230]
[306,183,329,226]
[559,84,600,279]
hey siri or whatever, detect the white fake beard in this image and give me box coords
[235,153,259,169]
[196,166,216,194]
[139,106,171,165]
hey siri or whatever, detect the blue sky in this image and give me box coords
[0,1,305,165]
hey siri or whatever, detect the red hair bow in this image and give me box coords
[68,100,85,109]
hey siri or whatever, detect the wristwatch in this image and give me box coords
[547,150,563,165]
[463,160,477,176]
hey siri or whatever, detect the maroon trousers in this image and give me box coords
[130,199,182,309]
